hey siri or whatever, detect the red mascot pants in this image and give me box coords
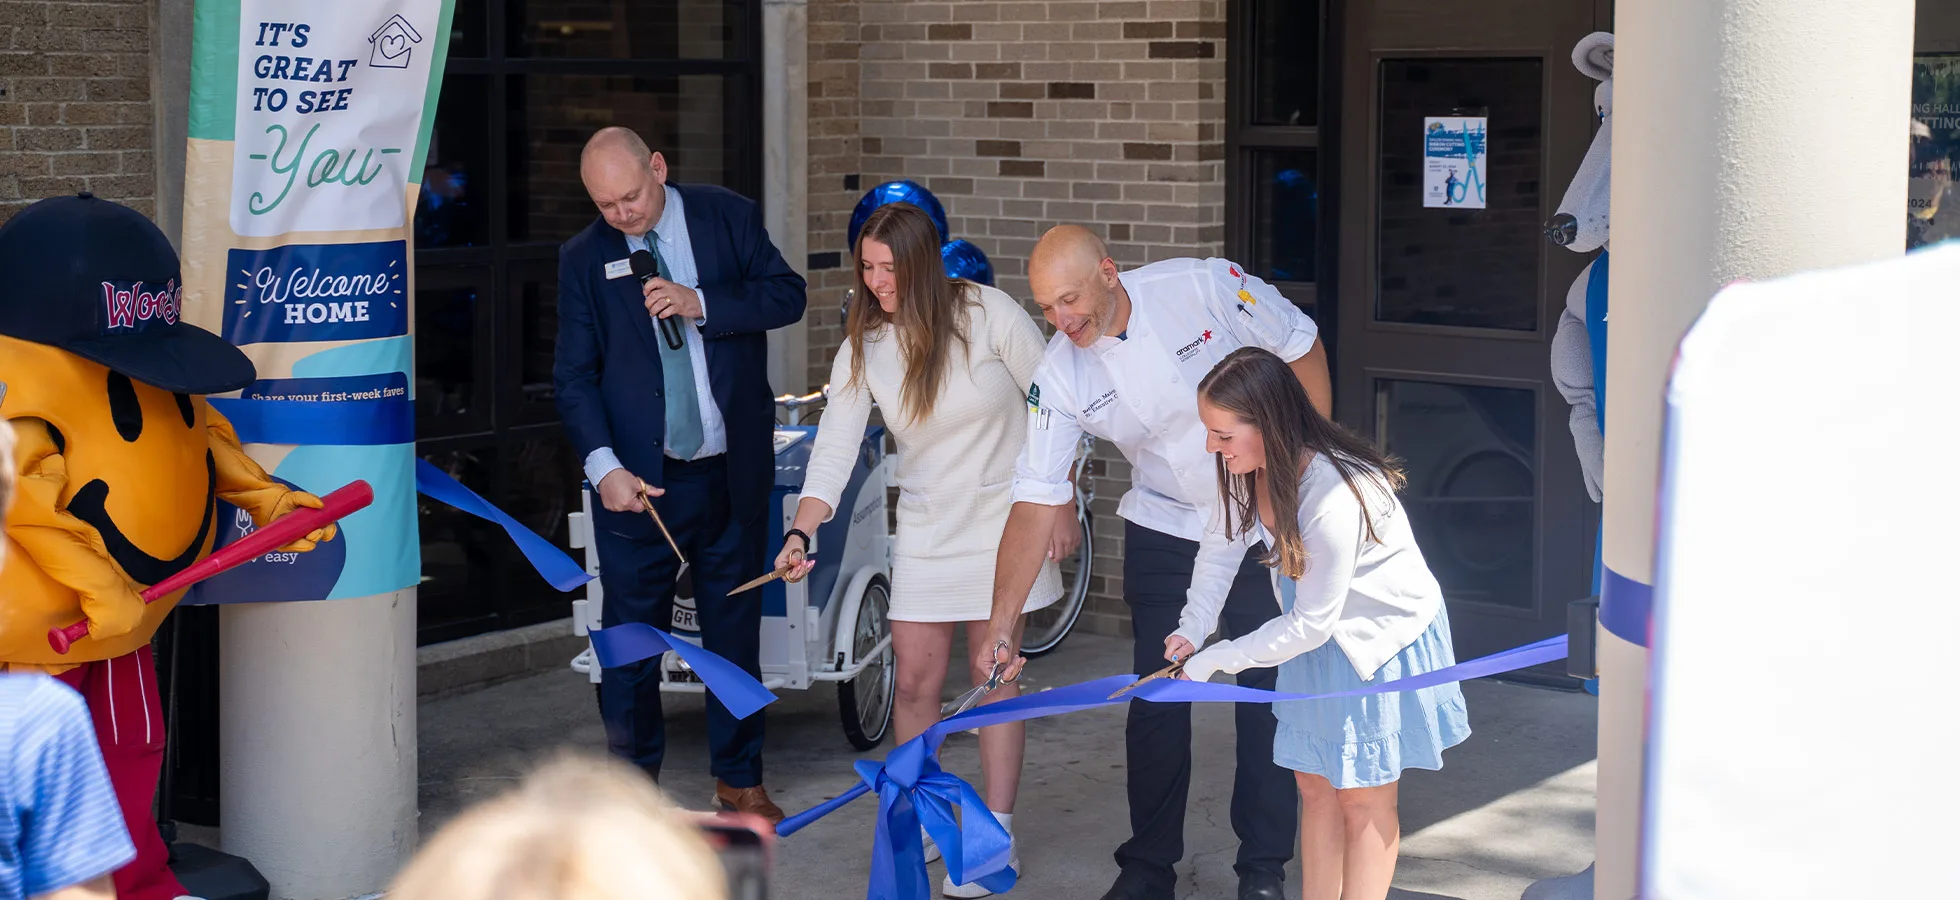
[56,644,188,900]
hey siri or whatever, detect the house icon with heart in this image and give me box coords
[369,14,423,69]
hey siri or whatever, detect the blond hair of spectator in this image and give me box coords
[386,751,730,900]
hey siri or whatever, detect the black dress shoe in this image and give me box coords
[1238,870,1285,900]
[1098,868,1175,900]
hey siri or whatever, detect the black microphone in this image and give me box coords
[630,249,684,350]
[630,248,658,282]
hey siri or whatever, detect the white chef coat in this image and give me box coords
[1011,257,1321,618]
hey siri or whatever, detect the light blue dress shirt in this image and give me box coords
[1,675,137,900]
[582,185,730,489]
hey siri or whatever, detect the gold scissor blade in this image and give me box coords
[1107,661,1184,700]
[726,564,792,596]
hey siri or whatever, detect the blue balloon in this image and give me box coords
[849,181,949,251]
[941,239,994,287]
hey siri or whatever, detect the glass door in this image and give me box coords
[1333,0,1608,668]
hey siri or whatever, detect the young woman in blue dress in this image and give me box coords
[1165,347,1471,900]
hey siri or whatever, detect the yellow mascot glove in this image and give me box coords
[262,489,336,553]
[204,402,336,553]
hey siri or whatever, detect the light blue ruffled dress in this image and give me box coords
[1270,576,1472,789]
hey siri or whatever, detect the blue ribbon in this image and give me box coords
[208,396,414,446]
[781,634,1569,899]
[586,623,779,721]
[219,397,778,729]
[411,458,593,593]
[1600,567,1651,647]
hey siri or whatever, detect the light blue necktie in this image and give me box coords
[646,233,703,459]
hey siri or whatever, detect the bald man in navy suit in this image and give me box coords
[553,127,806,824]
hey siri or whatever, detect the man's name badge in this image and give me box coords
[604,258,634,280]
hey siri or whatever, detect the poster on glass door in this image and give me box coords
[1423,115,1488,209]
[1910,56,1959,250]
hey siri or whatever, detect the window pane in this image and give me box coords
[1375,58,1544,330]
[417,445,504,638]
[512,264,560,418]
[417,74,492,250]
[1378,379,1537,611]
[1248,148,1318,284]
[447,0,487,58]
[415,272,487,429]
[507,74,742,245]
[1250,0,1319,126]
[1908,55,1960,251]
[508,0,746,59]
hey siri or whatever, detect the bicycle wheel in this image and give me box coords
[1020,506,1092,657]
[839,580,895,750]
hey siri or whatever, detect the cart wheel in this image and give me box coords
[1021,507,1092,657]
[839,580,895,751]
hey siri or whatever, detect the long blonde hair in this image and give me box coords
[846,202,975,425]
[384,751,730,900]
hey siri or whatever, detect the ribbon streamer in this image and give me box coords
[220,399,777,718]
[586,623,779,721]
[412,458,593,592]
[780,635,1568,900]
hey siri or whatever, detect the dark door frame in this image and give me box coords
[1327,0,1612,671]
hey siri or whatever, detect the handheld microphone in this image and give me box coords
[630,249,685,350]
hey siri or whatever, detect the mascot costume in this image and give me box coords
[1523,31,1613,900]
[0,193,337,900]
[1546,31,1614,592]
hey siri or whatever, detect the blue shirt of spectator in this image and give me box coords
[0,674,135,900]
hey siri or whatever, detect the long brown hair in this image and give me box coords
[846,202,975,425]
[1197,347,1407,580]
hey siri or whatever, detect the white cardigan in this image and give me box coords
[1178,452,1445,683]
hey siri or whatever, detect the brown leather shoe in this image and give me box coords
[714,780,785,827]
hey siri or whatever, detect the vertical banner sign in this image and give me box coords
[1909,55,1959,251]
[177,0,455,603]
[1423,115,1488,209]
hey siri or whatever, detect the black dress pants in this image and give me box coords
[590,454,767,787]
[1114,520,1298,888]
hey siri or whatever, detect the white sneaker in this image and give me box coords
[923,827,941,863]
[941,846,1017,899]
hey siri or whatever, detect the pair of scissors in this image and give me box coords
[638,484,688,577]
[1107,658,1187,700]
[725,558,811,597]
[941,643,1019,717]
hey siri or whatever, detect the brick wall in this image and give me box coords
[804,0,1229,637]
[0,0,156,225]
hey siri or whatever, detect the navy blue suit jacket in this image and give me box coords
[552,182,807,527]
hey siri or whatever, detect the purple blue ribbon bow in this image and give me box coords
[854,736,1017,900]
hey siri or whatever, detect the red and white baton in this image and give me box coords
[47,480,374,654]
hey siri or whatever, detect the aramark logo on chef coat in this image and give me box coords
[1176,330,1214,362]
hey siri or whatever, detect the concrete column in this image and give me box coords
[218,590,418,899]
[763,0,811,395]
[1592,2,1914,897]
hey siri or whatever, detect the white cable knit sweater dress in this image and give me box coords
[799,283,1064,623]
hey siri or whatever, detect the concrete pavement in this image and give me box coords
[417,631,1597,899]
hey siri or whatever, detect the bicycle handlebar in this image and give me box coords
[775,388,829,408]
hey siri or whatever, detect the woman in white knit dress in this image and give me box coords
[780,202,1069,897]
[780,202,1066,894]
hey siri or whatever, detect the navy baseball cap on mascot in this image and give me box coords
[0,191,255,393]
